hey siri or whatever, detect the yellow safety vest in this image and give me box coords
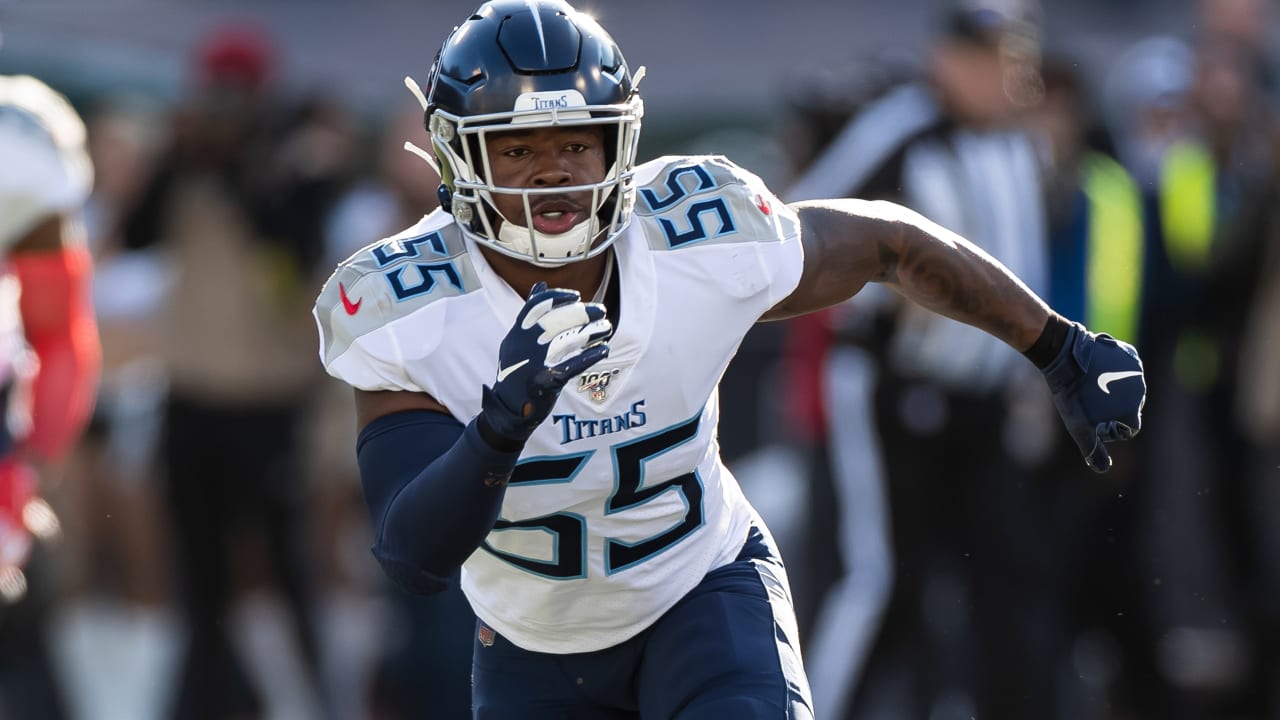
[1080,151,1144,344]
[1157,139,1219,391]
[1159,140,1217,275]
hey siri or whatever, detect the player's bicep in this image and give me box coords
[761,200,891,320]
[355,388,451,435]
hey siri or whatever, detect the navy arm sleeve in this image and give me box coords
[356,409,520,595]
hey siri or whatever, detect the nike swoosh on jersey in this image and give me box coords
[1097,370,1143,394]
[496,359,530,383]
[339,283,362,315]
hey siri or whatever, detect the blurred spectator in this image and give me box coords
[784,1,1057,718]
[121,22,354,720]
[0,71,101,718]
[1034,57,1143,346]
[1108,22,1280,719]
[1100,36,1195,192]
[52,94,178,720]
[1093,9,1280,711]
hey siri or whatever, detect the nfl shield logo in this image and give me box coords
[478,624,496,647]
[577,368,620,403]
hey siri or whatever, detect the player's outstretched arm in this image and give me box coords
[12,215,101,465]
[766,199,1048,345]
[353,283,611,595]
[767,198,1145,473]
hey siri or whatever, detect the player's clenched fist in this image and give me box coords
[1041,322,1146,473]
[481,282,612,444]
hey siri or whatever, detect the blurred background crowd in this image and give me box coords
[1,0,1278,718]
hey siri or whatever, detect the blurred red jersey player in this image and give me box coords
[0,72,102,602]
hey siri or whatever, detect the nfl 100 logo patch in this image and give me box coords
[577,368,621,403]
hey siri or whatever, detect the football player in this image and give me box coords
[313,1,1146,717]
[0,70,101,716]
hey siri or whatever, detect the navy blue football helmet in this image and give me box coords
[425,0,644,266]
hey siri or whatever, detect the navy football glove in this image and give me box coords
[1041,322,1146,473]
[481,282,612,445]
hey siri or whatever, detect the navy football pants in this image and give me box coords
[472,527,814,719]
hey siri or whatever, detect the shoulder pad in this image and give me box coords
[631,155,798,252]
[315,215,481,366]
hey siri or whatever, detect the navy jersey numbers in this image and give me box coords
[481,414,705,580]
[639,164,737,248]
[373,231,463,301]
[603,414,704,573]
[482,452,593,580]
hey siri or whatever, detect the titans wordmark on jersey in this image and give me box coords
[315,155,804,653]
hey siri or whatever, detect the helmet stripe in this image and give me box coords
[525,0,549,64]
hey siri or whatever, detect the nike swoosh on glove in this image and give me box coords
[1040,322,1146,473]
[482,282,612,445]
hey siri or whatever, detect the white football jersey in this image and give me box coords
[0,75,92,252]
[315,155,804,653]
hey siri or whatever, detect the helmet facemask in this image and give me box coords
[430,90,643,267]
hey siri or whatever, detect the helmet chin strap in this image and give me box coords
[496,212,600,267]
[489,165,619,266]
